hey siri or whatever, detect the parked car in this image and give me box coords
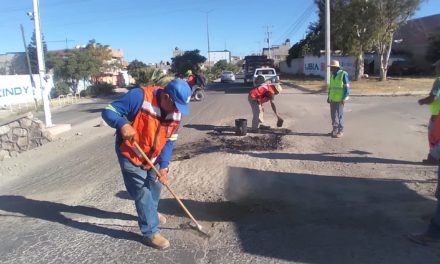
[220,71,235,82]
[388,60,418,76]
[252,67,279,86]
[235,70,244,79]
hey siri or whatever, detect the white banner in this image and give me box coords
[303,56,356,78]
[0,74,54,107]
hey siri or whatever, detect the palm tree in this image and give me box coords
[136,68,171,87]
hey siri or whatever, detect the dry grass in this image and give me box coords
[280,74,434,94]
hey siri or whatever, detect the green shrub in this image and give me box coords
[79,90,88,97]
[88,83,115,97]
[136,68,169,87]
[50,82,71,98]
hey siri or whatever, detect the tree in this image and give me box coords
[52,50,97,94]
[85,39,118,84]
[371,0,423,81]
[287,22,324,63]
[135,68,170,87]
[211,60,239,78]
[127,59,147,81]
[27,30,48,74]
[171,50,206,76]
[426,35,440,64]
[331,0,380,80]
[308,0,422,81]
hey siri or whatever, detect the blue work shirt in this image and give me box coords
[101,88,176,169]
[431,77,440,98]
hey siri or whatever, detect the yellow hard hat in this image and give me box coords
[185,70,193,76]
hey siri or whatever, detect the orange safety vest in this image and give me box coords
[187,75,196,87]
[430,116,440,148]
[119,86,181,169]
[249,84,276,104]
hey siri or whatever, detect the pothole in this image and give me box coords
[216,134,284,151]
[172,128,288,161]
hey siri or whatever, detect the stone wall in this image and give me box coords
[0,112,51,161]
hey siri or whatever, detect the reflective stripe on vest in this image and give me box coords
[329,70,345,102]
[430,77,440,115]
[119,86,180,169]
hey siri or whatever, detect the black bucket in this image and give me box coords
[235,119,247,136]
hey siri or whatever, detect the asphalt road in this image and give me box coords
[1,81,439,264]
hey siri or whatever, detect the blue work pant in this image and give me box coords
[330,102,344,131]
[116,147,162,237]
[427,166,440,238]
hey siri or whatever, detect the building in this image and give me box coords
[262,39,291,67]
[0,44,128,88]
[0,52,28,75]
[393,14,440,72]
[97,48,126,87]
[208,50,231,65]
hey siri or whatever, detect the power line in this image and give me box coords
[47,38,75,49]
[277,3,315,43]
[275,2,316,44]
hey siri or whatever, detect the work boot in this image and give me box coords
[336,130,344,138]
[158,213,167,225]
[408,232,440,247]
[143,233,170,250]
[330,128,338,137]
[422,154,440,165]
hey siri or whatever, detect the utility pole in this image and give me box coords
[32,0,52,127]
[325,0,331,89]
[20,24,37,109]
[266,26,272,59]
[204,9,213,70]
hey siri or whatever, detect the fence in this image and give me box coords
[1,94,82,115]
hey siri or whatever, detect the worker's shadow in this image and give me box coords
[0,195,140,242]
[244,151,423,166]
[159,166,440,263]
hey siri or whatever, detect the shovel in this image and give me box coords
[133,142,208,237]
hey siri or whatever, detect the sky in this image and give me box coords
[0,0,439,64]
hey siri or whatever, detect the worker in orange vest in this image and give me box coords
[248,75,283,132]
[102,79,191,250]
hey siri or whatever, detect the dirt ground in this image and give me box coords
[281,74,434,94]
[1,85,440,263]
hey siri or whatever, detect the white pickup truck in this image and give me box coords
[252,67,280,86]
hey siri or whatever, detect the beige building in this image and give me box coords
[262,39,291,67]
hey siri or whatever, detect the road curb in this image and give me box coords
[44,123,71,138]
